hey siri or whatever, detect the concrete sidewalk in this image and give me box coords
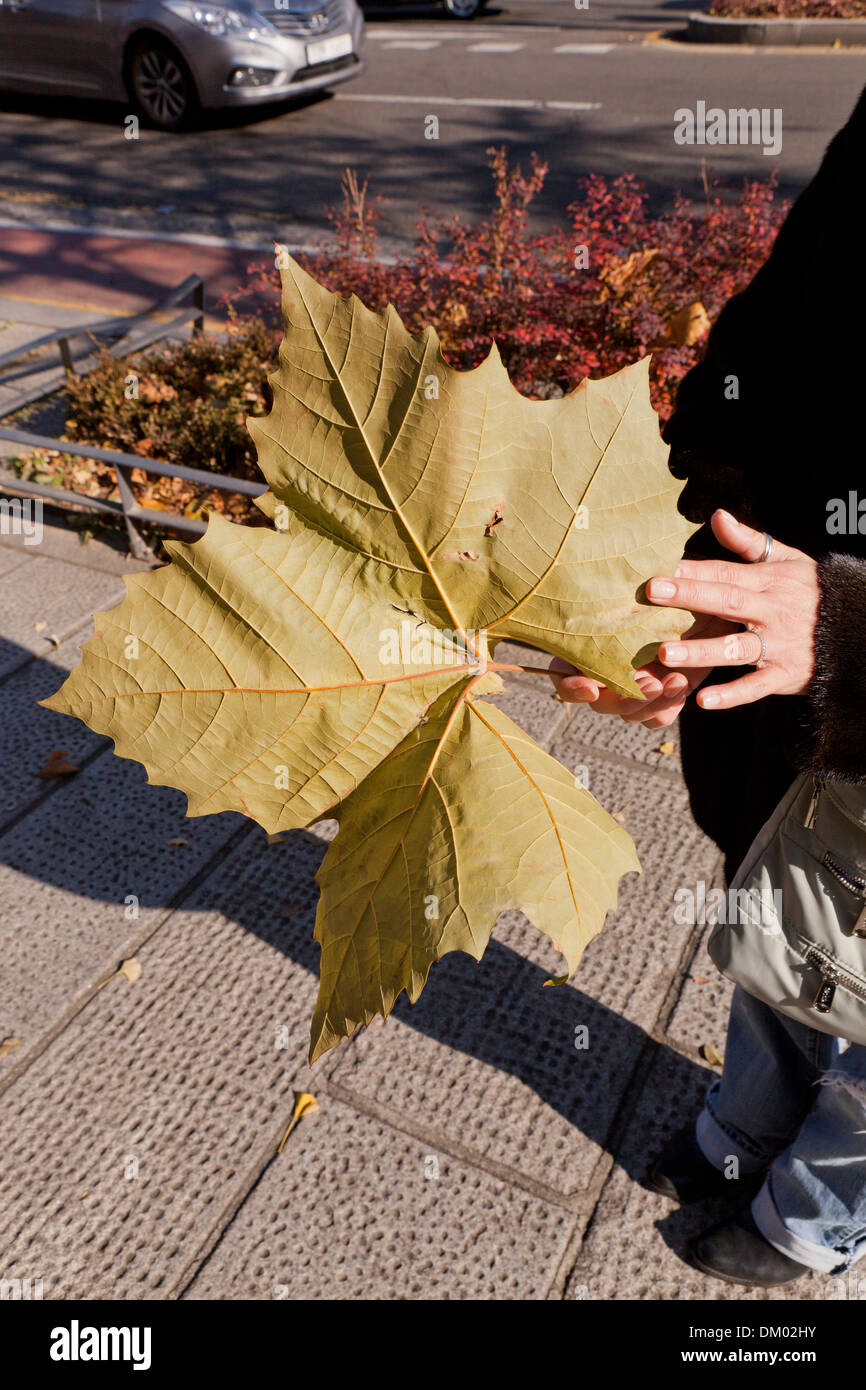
[0,224,274,323]
[0,516,829,1300]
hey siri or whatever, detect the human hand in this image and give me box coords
[548,612,732,730]
[649,509,819,710]
[548,509,819,723]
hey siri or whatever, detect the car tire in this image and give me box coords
[443,0,487,17]
[127,37,199,131]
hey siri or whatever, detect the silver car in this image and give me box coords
[0,0,365,129]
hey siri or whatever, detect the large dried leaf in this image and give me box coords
[253,257,693,695]
[311,691,638,1062]
[45,256,697,1061]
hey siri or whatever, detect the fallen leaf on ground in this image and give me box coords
[700,1043,724,1066]
[691,975,710,985]
[39,749,80,779]
[98,957,142,991]
[0,1036,22,1059]
[277,1091,319,1154]
[658,741,675,756]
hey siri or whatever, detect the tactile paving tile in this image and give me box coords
[0,555,123,677]
[0,754,246,1080]
[0,633,107,830]
[184,1093,574,1301]
[563,1044,827,1301]
[0,825,334,1299]
[325,755,721,1203]
[492,638,686,771]
[0,547,32,580]
[665,923,735,1063]
[555,700,685,771]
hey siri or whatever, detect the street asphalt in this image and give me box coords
[0,0,862,258]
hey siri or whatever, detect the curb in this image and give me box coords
[686,12,866,43]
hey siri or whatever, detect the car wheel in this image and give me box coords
[128,38,198,131]
[444,0,486,17]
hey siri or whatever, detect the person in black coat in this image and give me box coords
[552,84,866,1287]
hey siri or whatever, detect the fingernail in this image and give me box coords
[666,674,689,692]
[648,580,676,599]
[662,644,686,663]
[701,693,720,708]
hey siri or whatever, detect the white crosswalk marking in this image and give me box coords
[365,28,473,40]
[335,94,602,112]
[466,42,526,53]
[553,43,615,54]
[382,40,442,50]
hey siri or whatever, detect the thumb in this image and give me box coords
[710,509,804,564]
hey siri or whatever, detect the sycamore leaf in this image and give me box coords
[252,256,694,697]
[310,690,638,1061]
[44,255,697,1062]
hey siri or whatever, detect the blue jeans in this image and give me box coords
[696,986,866,1274]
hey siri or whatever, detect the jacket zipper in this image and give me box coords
[822,853,866,938]
[803,943,866,1015]
[804,776,822,829]
[802,778,866,937]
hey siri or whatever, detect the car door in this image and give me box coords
[0,0,105,92]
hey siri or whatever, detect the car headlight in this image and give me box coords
[164,1,277,40]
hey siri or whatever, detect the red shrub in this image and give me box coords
[710,0,866,17]
[228,150,787,421]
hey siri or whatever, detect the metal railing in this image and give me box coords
[0,273,267,559]
[0,275,206,420]
[0,428,267,560]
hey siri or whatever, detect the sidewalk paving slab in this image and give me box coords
[0,754,247,1091]
[321,748,721,1207]
[0,554,123,678]
[0,632,107,831]
[491,639,688,772]
[666,923,736,1064]
[0,824,341,1299]
[0,534,772,1300]
[563,1043,827,1300]
[184,1091,577,1302]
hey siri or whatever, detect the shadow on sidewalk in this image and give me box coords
[2,631,718,1254]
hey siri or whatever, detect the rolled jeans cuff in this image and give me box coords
[696,1104,767,1176]
[751,1180,844,1275]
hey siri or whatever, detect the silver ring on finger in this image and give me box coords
[746,624,767,668]
[754,532,774,564]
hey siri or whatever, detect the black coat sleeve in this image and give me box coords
[663,82,866,789]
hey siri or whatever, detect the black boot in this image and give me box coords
[646,1125,761,1204]
[689,1206,806,1286]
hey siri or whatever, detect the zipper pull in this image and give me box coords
[804,776,822,830]
[809,955,839,1013]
